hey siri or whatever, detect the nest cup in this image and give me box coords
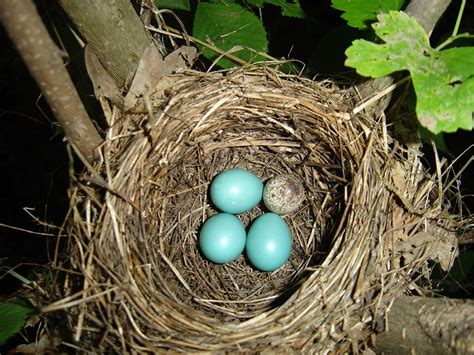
[66,67,455,352]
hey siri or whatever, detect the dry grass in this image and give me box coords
[45,67,459,352]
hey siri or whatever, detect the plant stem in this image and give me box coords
[0,0,103,163]
[436,33,474,50]
[452,0,466,37]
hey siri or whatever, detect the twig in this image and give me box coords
[0,0,103,162]
[0,223,63,237]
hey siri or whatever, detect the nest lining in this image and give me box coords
[64,67,456,352]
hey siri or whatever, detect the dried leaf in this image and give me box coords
[125,45,196,110]
[397,230,458,271]
[10,333,61,353]
[84,45,123,106]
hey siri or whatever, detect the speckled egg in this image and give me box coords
[263,174,305,215]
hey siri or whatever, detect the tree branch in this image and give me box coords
[404,0,452,36]
[59,0,152,88]
[376,295,474,354]
[0,0,103,163]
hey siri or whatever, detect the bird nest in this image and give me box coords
[60,67,458,352]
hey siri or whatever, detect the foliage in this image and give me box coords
[155,0,474,134]
[193,2,268,69]
[245,0,304,18]
[155,0,191,11]
[332,0,405,29]
[346,11,474,133]
[156,0,304,68]
[0,302,36,346]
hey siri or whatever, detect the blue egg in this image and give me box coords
[210,169,263,214]
[246,213,292,272]
[199,213,246,264]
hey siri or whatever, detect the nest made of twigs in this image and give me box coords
[58,67,457,352]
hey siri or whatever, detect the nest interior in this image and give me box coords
[64,67,457,352]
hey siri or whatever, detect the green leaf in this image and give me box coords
[332,0,405,29]
[345,11,474,134]
[155,0,190,11]
[246,0,304,18]
[0,303,36,346]
[193,3,268,69]
[245,0,265,5]
[265,0,304,18]
[208,0,239,3]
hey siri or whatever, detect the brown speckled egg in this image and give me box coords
[263,174,305,215]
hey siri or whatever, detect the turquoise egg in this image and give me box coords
[210,169,263,214]
[246,213,292,272]
[199,213,246,264]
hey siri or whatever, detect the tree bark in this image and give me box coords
[376,296,474,354]
[358,0,452,117]
[405,0,452,36]
[59,0,152,88]
[0,0,103,163]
